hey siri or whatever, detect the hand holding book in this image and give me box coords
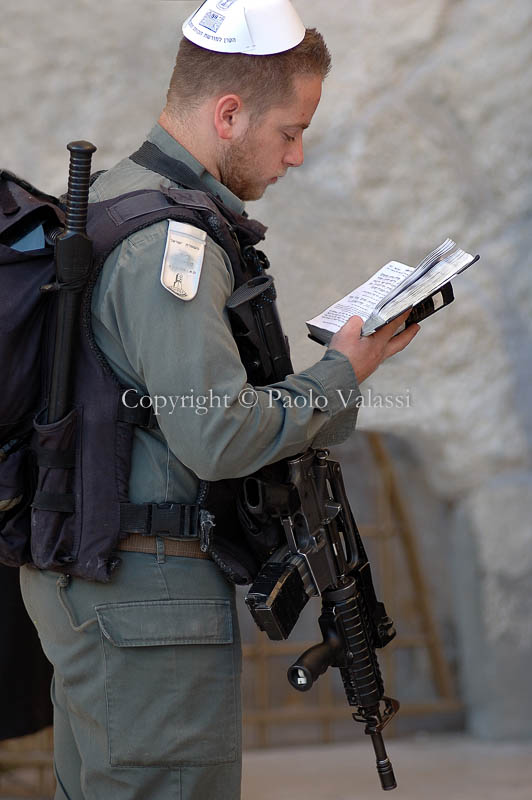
[306,238,479,344]
[329,310,420,384]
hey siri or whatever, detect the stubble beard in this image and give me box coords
[218,132,268,202]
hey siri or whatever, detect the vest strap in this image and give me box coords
[119,502,201,539]
[130,141,210,193]
[34,445,76,469]
[117,399,159,430]
[106,192,173,226]
[32,491,75,514]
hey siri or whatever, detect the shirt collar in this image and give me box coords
[146,123,245,216]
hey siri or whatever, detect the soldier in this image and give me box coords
[20,1,418,798]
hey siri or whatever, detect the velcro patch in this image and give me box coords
[160,220,207,301]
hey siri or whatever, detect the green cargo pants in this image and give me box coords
[20,543,242,800]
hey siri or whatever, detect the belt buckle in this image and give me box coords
[150,502,182,540]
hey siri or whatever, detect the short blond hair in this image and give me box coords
[166,29,331,119]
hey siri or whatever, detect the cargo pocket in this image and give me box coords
[95,598,238,767]
[31,407,80,568]
[0,444,34,566]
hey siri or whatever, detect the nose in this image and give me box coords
[284,138,304,168]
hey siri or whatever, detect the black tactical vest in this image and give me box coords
[28,169,282,582]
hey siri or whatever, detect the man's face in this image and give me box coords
[218,73,323,201]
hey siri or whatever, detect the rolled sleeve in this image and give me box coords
[300,350,361,449]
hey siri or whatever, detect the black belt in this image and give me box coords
[119,502,215,551]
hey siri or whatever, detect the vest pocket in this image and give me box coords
[31,407,81,569]
[95,598,239,767]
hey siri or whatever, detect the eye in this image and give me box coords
[283,133,296,143]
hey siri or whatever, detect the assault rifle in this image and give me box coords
[227,273,400,791]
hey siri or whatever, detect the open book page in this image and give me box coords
[370,247,477,327]
[372,238,456,314]
[306,261,414,340]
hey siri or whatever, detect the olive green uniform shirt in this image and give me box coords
[90,123,361,505]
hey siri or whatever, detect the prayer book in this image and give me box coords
[306,238,479,343]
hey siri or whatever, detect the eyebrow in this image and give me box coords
[285,122,310,130]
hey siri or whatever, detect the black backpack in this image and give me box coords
[0,169,65,564]
[0,144,206,571]
[0,141,272,581]
[0,168,63,740]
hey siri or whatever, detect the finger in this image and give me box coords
[344,315,364,334]
[382,323,420,358]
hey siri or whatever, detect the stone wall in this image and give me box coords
[2,0,531,738]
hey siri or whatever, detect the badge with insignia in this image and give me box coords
[160,220,207,301]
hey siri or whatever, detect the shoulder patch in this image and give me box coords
[160,220,207,301]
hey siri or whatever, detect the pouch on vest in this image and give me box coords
[0,164,151,576]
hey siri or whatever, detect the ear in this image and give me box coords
[214,94,249,140]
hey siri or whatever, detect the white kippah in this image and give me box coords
[182,0,306,56]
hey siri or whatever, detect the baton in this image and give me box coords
[47,141,96,423]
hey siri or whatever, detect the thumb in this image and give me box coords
[329,315,364,348]
[340,315,364,336]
